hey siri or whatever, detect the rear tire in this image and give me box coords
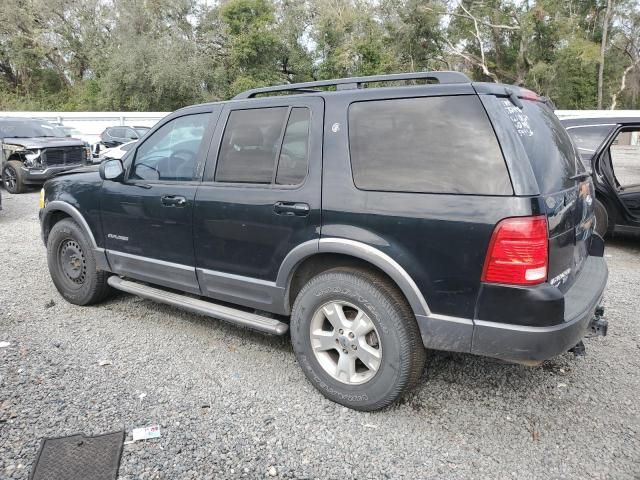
[290,267,426,411]
[594,199,609,238]
[47,218,112,305]
[2,160,26,194]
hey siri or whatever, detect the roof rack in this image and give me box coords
[233,71,471,100]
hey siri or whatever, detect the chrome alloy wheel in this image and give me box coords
[3,166,17,191]
[309,301,382,385]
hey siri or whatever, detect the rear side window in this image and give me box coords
[276,108,311,185]
[505,100,584,193]
[215,107,310,185]
[111,127,125,138]
[348,96,512,195]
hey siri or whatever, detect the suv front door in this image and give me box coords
[100,107,218,293]
[193,97,323,313]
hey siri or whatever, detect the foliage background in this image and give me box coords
[0,0,639,111]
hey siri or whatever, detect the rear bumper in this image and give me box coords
[21,165,83,184]
[471,255,608,363]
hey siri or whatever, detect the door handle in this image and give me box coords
[273,201,310,216]
[161,195,187,207]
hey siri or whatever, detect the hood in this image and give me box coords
[53,165,100,178]
[2,137,85,149]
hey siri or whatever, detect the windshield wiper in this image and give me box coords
[570,171,591,181]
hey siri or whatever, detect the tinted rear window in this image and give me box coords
[502,99,584,193]
[348,96,512,195]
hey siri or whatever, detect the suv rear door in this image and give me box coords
[477,87,594,292]
[596,124,640,221]
[193,96,323,313]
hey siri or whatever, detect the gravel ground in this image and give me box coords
[1,190,639,480]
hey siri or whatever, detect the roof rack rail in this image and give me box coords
[233,71,471,100]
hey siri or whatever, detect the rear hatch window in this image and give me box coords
[508,100,586,193]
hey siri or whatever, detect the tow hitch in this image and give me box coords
[589,305,608,337]
[570,306,607,357]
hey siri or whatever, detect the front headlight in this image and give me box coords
[24,150,42,168]
[39,188,45,209]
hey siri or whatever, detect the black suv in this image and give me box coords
[100,125,150,148]
[561,114,640,237]
[1,118,89,194]
[40,72,608,410]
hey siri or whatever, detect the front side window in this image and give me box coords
[348,96,512,195]
[215,106,311,185]
[130,113,210,182]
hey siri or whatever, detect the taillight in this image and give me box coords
[481,216,548,286]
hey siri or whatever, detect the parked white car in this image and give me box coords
[94,140,137,163]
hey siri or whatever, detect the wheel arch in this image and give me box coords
[277,238,430,318]
[42,201,111,271]
[41,201,98,249]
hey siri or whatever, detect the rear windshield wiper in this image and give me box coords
[570,171,591,181]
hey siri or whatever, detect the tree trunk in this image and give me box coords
[597,0,613,109]
[610,58,640,110]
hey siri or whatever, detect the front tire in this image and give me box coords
[2,160,26,194]
[47,218,112,305]
[290,267,426,411]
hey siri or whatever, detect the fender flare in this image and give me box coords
[41,201,110,271]
[276,238,431,317]
[41,201,99,248]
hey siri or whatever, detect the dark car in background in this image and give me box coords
[562,115,640,237]
[100,125,150,148]
[1,118,90,194]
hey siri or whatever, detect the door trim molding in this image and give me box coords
[196,267,286,314]
[106,250,201,295]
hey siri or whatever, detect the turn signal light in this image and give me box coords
[481,216,548,285]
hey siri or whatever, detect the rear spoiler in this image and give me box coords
[472,82,555,110]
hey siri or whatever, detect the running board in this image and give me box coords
[107,276,289,335]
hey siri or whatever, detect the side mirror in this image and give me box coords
[99,159,124,181]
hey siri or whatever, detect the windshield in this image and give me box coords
[0,120,66,138]
[501,99,585,193]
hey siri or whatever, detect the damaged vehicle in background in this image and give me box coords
[0,118,91,194]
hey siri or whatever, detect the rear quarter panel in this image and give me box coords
[321,90,541,319]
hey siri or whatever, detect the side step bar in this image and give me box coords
[107,276,289,335]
